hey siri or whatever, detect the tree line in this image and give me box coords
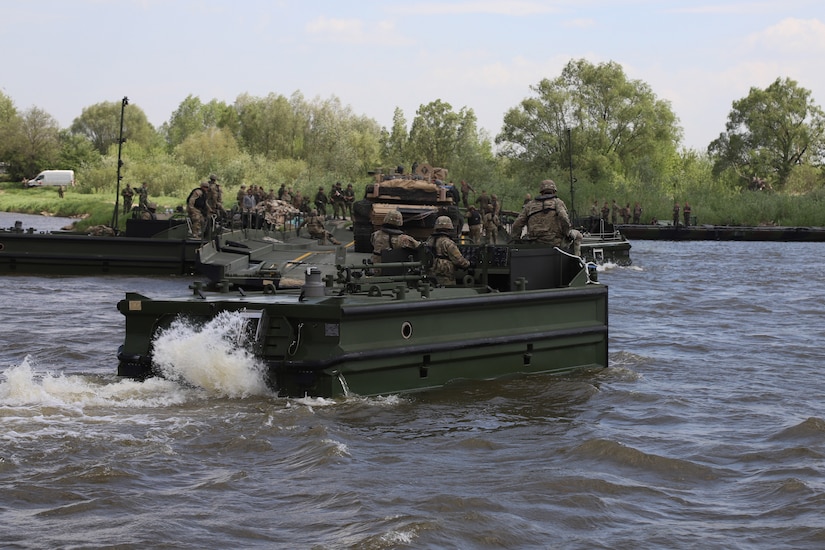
[1,58,823,222]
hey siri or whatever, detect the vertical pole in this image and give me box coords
[111,96,129,229]
[567,128,576,223]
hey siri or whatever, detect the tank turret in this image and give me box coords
[352,165,462,252]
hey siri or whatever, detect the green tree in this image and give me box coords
[408,99,461,168]
[165,95,206,148]
[174,127,241,178]
[164,95,237,149]
[496,59,682,188]
[449,108,497,185]
[71,100,156,154]
[0,90,22,178]
[235,92,305,160]
[303,96,381,181]
[708,77,825,188]
[57,129,101,172]
[380,107,409,170]
[15,106,61,177]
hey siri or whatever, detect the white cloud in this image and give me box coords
[304,16,402,44]
[747,17,825,53]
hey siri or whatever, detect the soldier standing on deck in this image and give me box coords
[331,182,345,219]
[467,205,482,244]
[343,183,355,219]
[187,182,212,238]
[137,182,149,209]
[510,180,571,247]
[483,204,499,244]
[314,186,329,216]
[426,216,469,286]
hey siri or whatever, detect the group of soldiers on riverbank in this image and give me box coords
[589,198,695,227]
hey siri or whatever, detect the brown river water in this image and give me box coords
[1,212,824,548]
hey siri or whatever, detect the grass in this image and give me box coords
[0,182,182,231]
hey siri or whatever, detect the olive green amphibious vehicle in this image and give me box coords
[116,227,608,398]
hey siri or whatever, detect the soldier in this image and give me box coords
[314,186,329,216]
[483,204,499,244]
[673,202,680,227]
[475,190,491,213]
[121,183,134,213]
[426,216,470,286]
[187,182,212,238]
[460,180,475,209]
[138,201,157,220]
[370,209,420,264]
[567,228,583,257]
[683,201,692,226]
[236,185,247,209]
[330,182,345,219]
[467,205,482,244]
[299,209,341,244]
[137,181,149,209]
[611,199,619,225]
[621,202,631,224]
[207,174,225,221]
[343,183,355,219]
[600,201,609,221]
[632,201,642,224]
[510,179,571,247]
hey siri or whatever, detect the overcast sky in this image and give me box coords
[2,0,823,151]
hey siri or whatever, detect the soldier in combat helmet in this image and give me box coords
[510,179,571,247]
[426,216,470,286]
[371,209,421,264]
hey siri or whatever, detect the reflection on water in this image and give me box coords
[0,211,77,232]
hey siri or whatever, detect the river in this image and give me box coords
[1,238,824,548]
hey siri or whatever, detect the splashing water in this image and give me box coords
[0,358,191,409]
[151,310,271,398]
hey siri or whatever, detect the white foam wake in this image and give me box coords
[151,310,271,398]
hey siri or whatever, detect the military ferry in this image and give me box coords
[116,226,608,398]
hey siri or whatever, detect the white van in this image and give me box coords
[26,170,75,188]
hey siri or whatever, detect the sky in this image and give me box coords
[2,0,824,152]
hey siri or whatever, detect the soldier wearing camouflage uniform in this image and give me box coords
[137,181,149,209]
[426,216,470,286]
[121,183,134,214]
[467,205,482,244]
[187,182,212,238]
[510,179,571,246]
[300,210,341,245]
[482,204,499,244]
[371,210,421,264]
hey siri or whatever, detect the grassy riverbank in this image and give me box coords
[0,182,181,231]
[2,180,824,230]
